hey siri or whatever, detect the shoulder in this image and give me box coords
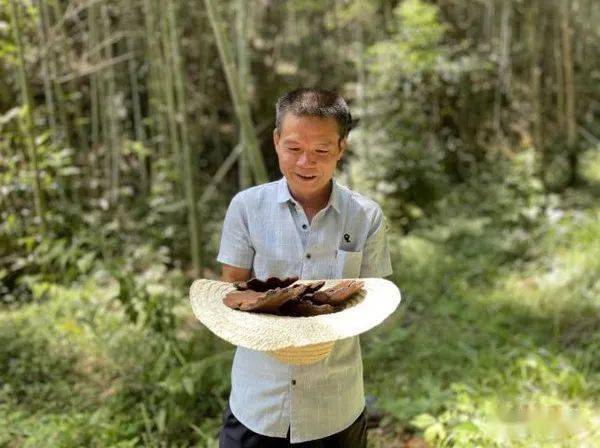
[230,180,280,207]
[336,182,384,222]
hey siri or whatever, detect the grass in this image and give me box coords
[1,184,599,447]
[362,186,600,447]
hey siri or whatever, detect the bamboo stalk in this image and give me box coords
[96,3,109,190]
[49,0,88,154]
[527,0,542,149]
[9,0,46,230]
[50,52,134,83]
[48,0,88,206]
[40,0,70,147]
[561,0,577,184]
[143,0,168,156]
[355,20,368,165]
[101,4,120,205]
[199,144,243,205]
[561,0,576,146]
[483,0,495,40]
[88,2,100,148]
[160,0,182,185]
[235,0,251,189]
[125,7,148,193]
[554,6,565,134]
[203,0,268,185]
[382,0,393,36]
[35,0,58,144]
[199,120,271,206]
[49,0,104,35]
[493,0,512,137]
[168,0,203,273]
[197,9,210,104]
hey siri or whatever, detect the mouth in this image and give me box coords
[295,173,318,181]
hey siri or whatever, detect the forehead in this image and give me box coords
[279,113,339,143]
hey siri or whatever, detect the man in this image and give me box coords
[217,88,393,447]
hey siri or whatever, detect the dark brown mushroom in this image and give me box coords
[233,276,299,292]
[280,299,335,316]
[223,283,308,313]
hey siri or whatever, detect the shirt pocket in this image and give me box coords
[334,250,363,279]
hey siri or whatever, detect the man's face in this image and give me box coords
[273,113,346,200]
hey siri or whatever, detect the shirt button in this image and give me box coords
[291,380,296,385]
[302,224,307,229]
[306,253,311,259]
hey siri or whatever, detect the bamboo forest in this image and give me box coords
[1,0,599,446]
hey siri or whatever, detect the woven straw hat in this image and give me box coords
[189,278,401,364]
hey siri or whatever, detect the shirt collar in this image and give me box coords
[276,177,342,214]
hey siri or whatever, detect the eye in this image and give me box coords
[287,147,300,151]
[316,148,330,154]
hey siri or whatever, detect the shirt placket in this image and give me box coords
[299,205,331,280]
[288,203,339,441]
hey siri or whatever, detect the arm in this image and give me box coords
[360,207,393,278]
[221,264,252,283]
[217,192,255,279]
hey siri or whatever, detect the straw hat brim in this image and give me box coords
[189,278,401,351]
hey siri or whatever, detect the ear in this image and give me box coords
[273,128,280,151]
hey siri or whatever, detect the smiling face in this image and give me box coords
[273,113,347,204]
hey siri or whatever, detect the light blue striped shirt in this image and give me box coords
[217,177,393,443]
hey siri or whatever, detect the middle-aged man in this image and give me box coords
[216,87,393,447]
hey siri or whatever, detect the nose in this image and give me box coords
[297,150,315,167]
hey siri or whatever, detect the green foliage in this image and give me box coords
[2,0,600,445]
[358,0,488,227]
[0,272,232,446]
[362,188,600,447]
[112,268,176,336]
[2,182,599,447]
[369,0,446,80]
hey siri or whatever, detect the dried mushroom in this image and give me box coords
[223,277,364,317]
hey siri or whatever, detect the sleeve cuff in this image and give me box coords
[217,253,253,270]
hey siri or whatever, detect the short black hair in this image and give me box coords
[275,88,352,139]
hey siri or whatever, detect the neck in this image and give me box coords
[289,180,332,212]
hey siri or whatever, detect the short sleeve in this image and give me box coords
[360,207,393,278]
[217,192,255,269]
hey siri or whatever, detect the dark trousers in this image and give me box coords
[218,401,367,448]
